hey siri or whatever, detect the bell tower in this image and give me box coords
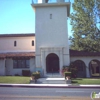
[31,0,70,77]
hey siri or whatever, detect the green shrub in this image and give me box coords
[15,74,20,76]
[70,68,78,78]
[31,72,40,79]
[61,66,70,76]
[69,62,78,78]
[64,72,71,79]
[22,70,30,76]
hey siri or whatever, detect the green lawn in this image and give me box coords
[0,76,30,84]
[0,76,100,84]
[71,78,100,85]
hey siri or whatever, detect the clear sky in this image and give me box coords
[0,0,74,37]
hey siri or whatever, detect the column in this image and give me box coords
[85,63,90,77]
[41,49,46,76]
[86,67,90,77]
[59,49,63,75]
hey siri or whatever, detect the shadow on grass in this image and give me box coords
[71,80,78,84]
[71,78,82,80]
[71,78,82,84]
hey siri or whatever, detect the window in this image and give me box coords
[13,59,30,68]
[77,61,84,71]
[73,60,85,71]
[14,41,17,47]
[32,40,34,46]
[50,14,52,19]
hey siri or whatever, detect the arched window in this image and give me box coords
[14,41,17,47]
[32,40,34,46]
[72,60,86,78]
[89,60,100,77]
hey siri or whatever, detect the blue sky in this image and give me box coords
[0,0,74,37]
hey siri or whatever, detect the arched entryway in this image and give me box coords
[46,53,59,73]
[72,60,86,78]
[89,60,100,77]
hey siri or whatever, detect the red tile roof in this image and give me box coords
[0,33,35,37]
[70,49,100,56]
[0,50,100,59]
[0,52,35,59]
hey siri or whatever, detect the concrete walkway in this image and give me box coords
[34,78,66,84]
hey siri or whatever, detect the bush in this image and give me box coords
[61,66,70,76]
[31,72,40,79]
[70,68,77,78]
[69,62,78,78]
[15,74,20,76]
[22,70,30,76]
[64,72,71,79]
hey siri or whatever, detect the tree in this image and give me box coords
[70,0,100,52]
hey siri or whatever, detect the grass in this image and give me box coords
[0,76,30,84]
[71,78,100,85]
[0,76,100,84]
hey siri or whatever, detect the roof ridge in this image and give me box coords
[0,33,35,37]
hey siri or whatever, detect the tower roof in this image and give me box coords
[31,1,71,17]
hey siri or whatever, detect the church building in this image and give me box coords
[0,0,100,78]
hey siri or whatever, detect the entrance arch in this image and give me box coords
[46,53,59,73]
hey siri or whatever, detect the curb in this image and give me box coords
[0,84,100,88]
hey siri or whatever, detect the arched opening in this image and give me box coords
[46,53,59,73]
[72,60,86,78]
[89,60,100,77]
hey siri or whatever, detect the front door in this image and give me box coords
[46,53,59,73]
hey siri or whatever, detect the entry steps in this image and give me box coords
[45,73,63,78]
[34,78,66,84]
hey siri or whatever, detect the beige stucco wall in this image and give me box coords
[0,36,35,53]
[5,58,35,76]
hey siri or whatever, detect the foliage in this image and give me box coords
[61,66,69,75]
[69,62,78,78]
[64,72,72,79]
[61,66,71,79]
[31,71,40,79]
[61,65,78,78]
[70,0,100,52]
